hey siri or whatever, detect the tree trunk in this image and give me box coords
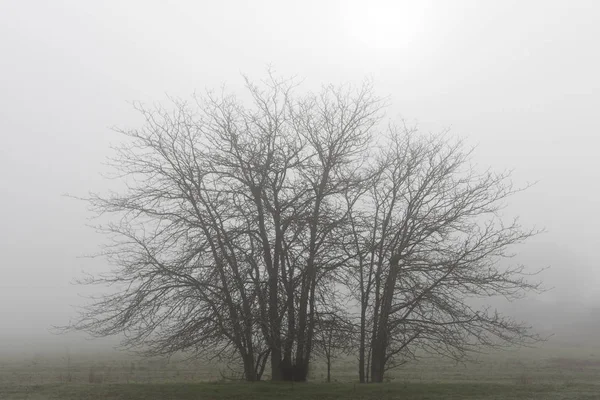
[369,257,400,383]
[294,265,314,382]
[269,266,282,380]
[295,357,310,381]
[369,341,386,383]
[366,346,371,383]
[255,349,270,381]
[270,348,282,381]
[243,354,258,382]
[268,249,282,381]
[359,301,367,383]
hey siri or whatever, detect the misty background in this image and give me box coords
[1,0,599,355]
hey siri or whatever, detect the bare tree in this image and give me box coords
[312,307,356,382]
[70,72,383,382]
[68,72,541,383]
[344,127,543,382]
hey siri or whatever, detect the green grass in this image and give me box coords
[2,382,599,400]
[2,342,600,399]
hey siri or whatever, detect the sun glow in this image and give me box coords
[343,1,427,51]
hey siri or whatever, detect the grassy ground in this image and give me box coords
[1,342,600,399]
[2,382,600,400]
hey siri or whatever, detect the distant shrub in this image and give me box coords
[517,374,532,385]
[88,366,104,384]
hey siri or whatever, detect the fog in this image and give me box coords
[1,0,599,355]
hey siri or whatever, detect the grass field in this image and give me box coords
[2,381,600,400]
[1,342,599,399]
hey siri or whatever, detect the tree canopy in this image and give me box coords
[71,73,542,382]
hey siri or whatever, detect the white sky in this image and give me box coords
[1,0,599,353]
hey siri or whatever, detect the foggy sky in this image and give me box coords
[1,0,599,354]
